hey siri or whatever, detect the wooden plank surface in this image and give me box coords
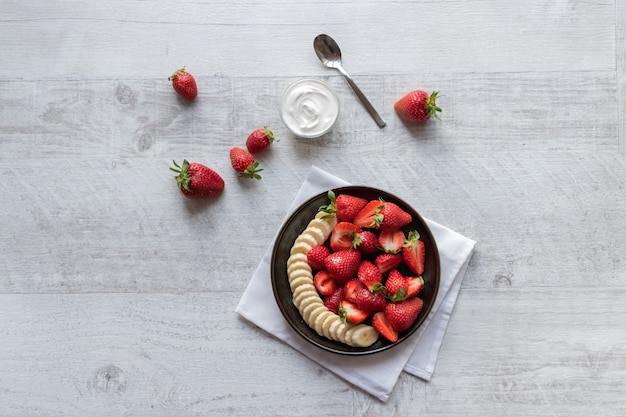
[1,0,625,415]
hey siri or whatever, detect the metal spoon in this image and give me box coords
[313,34,386,128]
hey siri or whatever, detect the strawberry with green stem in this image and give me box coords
[394,90,441,123]
[170,159,224,198]
[168,67,198,100]
[229,147,263,180]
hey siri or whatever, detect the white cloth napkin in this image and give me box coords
[236,166,476,402]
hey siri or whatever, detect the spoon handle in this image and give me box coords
[338,67,386,128]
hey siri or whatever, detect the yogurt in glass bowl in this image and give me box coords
[279,78,339,138]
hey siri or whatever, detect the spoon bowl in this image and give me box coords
[313,34,386,128]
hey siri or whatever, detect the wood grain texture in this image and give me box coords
[0,0,625,415]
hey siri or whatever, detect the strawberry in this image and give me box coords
[385,269,409,301]
[353,199,384,229]
[313,270,338,296]
[379,202,412,231]
[339,300,370,325]
[384,297,424,332]
[168,67,197,100]
[330,222,361,251]
[372,311,398,343]
[394,90,441,123]
[355,281,386,311]
[306,245,330,270]
[324,287,344,314]
[357,230,380,254]
[405,276,424,298]
[357,260,383,291]
[342,279,360,303]
[324,249,361,284]
[246,127,276,153]
[170,159,224,198]
[229,147,263,180]
[378,228,405,253]
[335,194,368,223]
[402,230,425,275]
[375,253,403,275]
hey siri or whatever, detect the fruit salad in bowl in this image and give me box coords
[271,186,441,355]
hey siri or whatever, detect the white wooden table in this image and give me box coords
[1,1,625,415]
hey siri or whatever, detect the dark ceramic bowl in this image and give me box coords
[271,186,440,355]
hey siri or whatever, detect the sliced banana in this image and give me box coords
[314,310,334,336]
[321,314,341,340]
[289,274,314,293]
[290,240,314,256]
[286,204,378,348]
[294,232,319,249]
[287,252,308,269]
[350,324,380,347]
[292,287,319,307]
[327,316,343,341]
[301,299,324,322]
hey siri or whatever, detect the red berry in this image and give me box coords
[229,147,263,180]
[394,90,441,123]
[307,245,330,270]
[329,222,361,251]
[170,159,224,198]
[402,230,425,275]
[246,127,276,153]
[168,67,197,100]
[384,297,424,333]
[335,194,368,223]
[372,311,398,343]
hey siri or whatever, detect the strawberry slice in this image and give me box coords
[339,300,371,324]
[379,202,412,231]
[335,194,368,223]
[372,311,398,343]
[329,222,362,251]
[313,270,338,296]
[375,253,403,275]
[378,229,405,254]
[402,230,425,275]
[353,199,384,229]
[405,276,424,298]
[342,279,360,303]
[324,249,362,284]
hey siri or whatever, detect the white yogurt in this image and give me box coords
[279,78,339,138]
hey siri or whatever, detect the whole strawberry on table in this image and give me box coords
[394,90,442,123]
[246,127,276,153]
[170,159,224,198]
[314,190,427,343]
[168,67,198,100]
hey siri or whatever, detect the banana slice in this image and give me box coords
[290,240,314,256]
[287,252,308,269]
[350,324,380,347]
[306,304,328,326]
[321,313,341,340]
[287,260,311,278]
[343,325,359,347]
[292,287,319,307]
[314,310,334,336]
[289,274,314,293]
[294,232,319,249]
[301,300,325,323]
[327,316,343,341]
[304,226,327,245]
